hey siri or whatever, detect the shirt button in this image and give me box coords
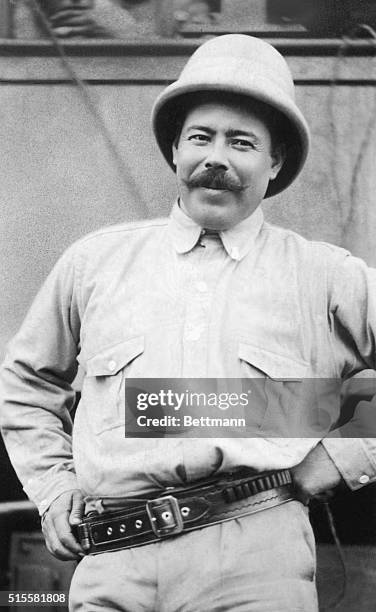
[196,281,208,292]
[230,246,240,260]
[108,360,117,372]
[185,329,201,342]
[359,474,370,484]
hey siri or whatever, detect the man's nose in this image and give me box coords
[204,141,229,170]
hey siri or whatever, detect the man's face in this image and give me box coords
[172,101,284,230]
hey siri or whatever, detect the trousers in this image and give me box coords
[69,500,318,612]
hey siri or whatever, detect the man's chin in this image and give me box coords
[186,200,237,230]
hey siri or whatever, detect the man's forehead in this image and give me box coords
[181,101,273,135]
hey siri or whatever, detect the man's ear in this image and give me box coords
[172,141,178,167]
[172,134,180,167]
[172,119,183,167]
[269,144,286,180]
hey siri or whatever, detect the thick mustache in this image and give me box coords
[186,168,243,192]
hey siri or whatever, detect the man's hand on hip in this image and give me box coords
[291,443,344,505]
[41,489,85,560]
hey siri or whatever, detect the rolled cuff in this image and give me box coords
[23,464,79,516]
[321,438,376,491]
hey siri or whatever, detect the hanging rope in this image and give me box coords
[321,500,348,610]
[29,0,149,217]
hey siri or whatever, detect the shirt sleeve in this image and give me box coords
[321,438,376,490]
[0,244,82,515]
[323,250,376,490]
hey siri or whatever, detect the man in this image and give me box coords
[1,34,376,611]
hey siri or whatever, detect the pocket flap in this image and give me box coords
[238,343,307,380]
[85,336,144,376]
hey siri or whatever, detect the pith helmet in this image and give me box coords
[151,34,310,198]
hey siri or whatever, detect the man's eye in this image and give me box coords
[232,139,254,149]
[188,134,210,143]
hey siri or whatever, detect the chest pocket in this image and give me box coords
[239,343,307,380]
[80,335,144,434]
[238,342,308,435]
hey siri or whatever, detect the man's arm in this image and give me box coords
[292,442,343,503]
[292,436,376,503]
[294,250,376,501]
[0,244,84,558]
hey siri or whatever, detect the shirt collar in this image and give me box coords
[167,200,264,261]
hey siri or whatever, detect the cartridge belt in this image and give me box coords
[76,469,295,555]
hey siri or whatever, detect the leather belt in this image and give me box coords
[76,469,295,555]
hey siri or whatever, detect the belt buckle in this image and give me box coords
[146,495,184,538]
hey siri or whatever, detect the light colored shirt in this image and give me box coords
[1,202,376,515]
